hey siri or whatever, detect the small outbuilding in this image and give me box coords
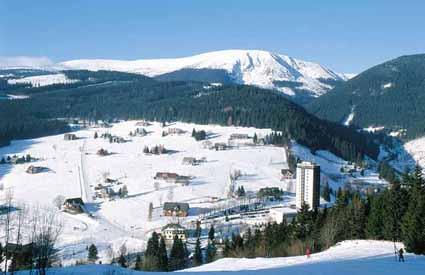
[163,202,189,217]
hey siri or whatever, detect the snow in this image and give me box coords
[404,136,425,168]
[0,121,292,264]
[291,143,387,191]
[343,106,355,126]
[57,49,344,97]
[7,73,79,87]
[14,240,425,275]
[382,82,393,89]
[363,126,385,133]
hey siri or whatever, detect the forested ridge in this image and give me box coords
[307,54,425,140]
[0,70,380,162]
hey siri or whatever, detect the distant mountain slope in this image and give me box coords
[307,54,425,139]
[57,49,345,101]
[0,71,379,161]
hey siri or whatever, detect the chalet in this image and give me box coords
[230,133,249,140]
[182,157,198,166]
[281,169,294,180]
[202,140,213,149]
[62,197,85,214]
[135,121,151,127]
[10,156,25,165]
[64,133,77,141]
[26,165,46,174]
[97,148,110,156]
[167,128,185,135]
[161,223,187,242]
[154,172,178,182]
[163,202,189,217]
[214,142,228,151]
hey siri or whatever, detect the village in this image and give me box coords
[0,120,388,264]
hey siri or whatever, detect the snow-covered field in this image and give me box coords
[0,121,292,263]
[14,240,425,275]
[0,120,388,264]
[404,136,425,168]
[7,73,78,87]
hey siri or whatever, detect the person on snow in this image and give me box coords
[306,247,311,259]
[398,248,405,262]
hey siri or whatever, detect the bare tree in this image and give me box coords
[2,189,14,275]
[153,182,160,191]
[148,202,153,222]
[167,187,174,201]
[52,195,65,210]
[30,208,63,275]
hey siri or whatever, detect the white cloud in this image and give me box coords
[0,56,53,69]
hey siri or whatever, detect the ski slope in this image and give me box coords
[14,240,425,274]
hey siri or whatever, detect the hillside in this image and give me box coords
[13,241,425,274]
[306,54,425,140]
[0,73,379,161]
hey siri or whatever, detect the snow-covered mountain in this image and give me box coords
[58,50,345,98]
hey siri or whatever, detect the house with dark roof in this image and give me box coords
[62,198,85,214]
[163,202,189,217]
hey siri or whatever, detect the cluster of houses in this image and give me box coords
[64,133,78,141]
[202,140,228,151]
[280,168,294,180]
[129,127,148,137]
[94,177,128,200]
[135,120,151,127]
[154,172,191,186]
[159,202,190,243]
[101,133,127,144]
[181,157,206,166]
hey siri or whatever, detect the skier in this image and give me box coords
[398,248,405,262]
[306,247,311,259]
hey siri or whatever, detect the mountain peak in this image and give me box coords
[58,49,344,98]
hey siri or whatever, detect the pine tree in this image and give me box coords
[94,131,98,139]
[402,166,425,254]
[169,235,187,271]
[195,220,201,238]
[118,254,127,268]
[158,237,168,271]
[253,132,258,144]
[322,181,331,202]
[134,255,143,270]
[193,238,203,266]
[88,244,98,263]
[208,225,215,241]
[205,241,217,263]
[144,232,159,270]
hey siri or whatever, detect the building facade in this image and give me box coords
[296,161,320,210]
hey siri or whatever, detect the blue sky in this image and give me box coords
[1,0,424,72]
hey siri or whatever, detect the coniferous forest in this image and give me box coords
[128,166,425,271]
[0,70,381,163]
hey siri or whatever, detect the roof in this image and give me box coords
[163,202,189,212]
[64,197,84,205]
[161,223,186,231]
[182,157,196,162]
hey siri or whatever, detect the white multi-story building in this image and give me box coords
[296,161,320,210]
